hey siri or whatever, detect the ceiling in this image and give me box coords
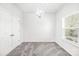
[16,3,65,13]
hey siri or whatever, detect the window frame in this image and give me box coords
[62,11,79,47]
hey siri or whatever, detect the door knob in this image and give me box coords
[10,34,15,36]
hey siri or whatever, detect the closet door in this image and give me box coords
[0,10,12,55]
[11,17,21,48]
[0,6,21,56]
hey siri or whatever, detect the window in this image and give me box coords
[63,13,79,43]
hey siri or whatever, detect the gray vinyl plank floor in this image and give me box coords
[7,42,71,56]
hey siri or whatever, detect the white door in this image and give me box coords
[0,13,12,55]
[0,9,20,55]
[11,17,21,48]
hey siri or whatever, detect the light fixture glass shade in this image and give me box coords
[36,8,44,18]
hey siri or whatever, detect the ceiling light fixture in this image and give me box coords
[36,8,44,18]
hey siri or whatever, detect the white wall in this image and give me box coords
[56,3,79,56]
[0,4,23,55]
[23,13,56,42]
